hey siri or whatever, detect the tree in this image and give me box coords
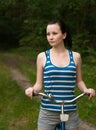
[0,0,96,53]
[0,0,28,49]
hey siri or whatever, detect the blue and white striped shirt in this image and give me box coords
[41,49,77,112]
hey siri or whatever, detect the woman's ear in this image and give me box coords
[63,32,67,39]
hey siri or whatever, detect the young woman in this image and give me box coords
[25,19,95,130]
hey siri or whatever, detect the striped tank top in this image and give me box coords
[40,49,77,112]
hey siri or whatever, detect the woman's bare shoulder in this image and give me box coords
[37,52,45,59]
[72,51,81,58]
[37,52,46,67]
[72,51,81,65]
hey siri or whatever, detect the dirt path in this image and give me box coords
[2,54,96,130]
[9,68,32,89]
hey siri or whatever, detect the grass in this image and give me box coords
[0,61,40,130]
[77,62,96,125]
[0,48,96,129]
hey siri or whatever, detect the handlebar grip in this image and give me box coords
[33,92,35,96]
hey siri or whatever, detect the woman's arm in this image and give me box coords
[74,52,95,99]
[25,52,46,99]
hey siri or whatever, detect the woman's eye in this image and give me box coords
[46,33,50,36]
[53,32,58,35]
[46,32,58,36]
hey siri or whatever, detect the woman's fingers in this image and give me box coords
[25,87,33,99]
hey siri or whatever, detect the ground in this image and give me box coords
[2,55,96,130]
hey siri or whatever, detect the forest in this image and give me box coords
[0,0,96,55]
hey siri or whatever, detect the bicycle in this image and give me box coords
[37,92,86,130]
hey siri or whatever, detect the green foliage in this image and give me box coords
[0,0,28,49]
[19,0,96,53]
[0,0,96,53]
[72,32,96,57]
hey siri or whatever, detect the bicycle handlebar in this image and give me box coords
[38,92,86,104]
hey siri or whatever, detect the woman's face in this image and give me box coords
[46,23,66,47]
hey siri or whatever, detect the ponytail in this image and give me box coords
[64,25,72,49]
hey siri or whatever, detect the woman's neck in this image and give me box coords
[51,46,67,54]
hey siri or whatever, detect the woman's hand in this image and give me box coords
[84,88,95,99]
[25,87,34,99]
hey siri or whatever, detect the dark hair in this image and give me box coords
[47,19,72,49]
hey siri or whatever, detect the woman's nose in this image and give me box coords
[49,34,53,39]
